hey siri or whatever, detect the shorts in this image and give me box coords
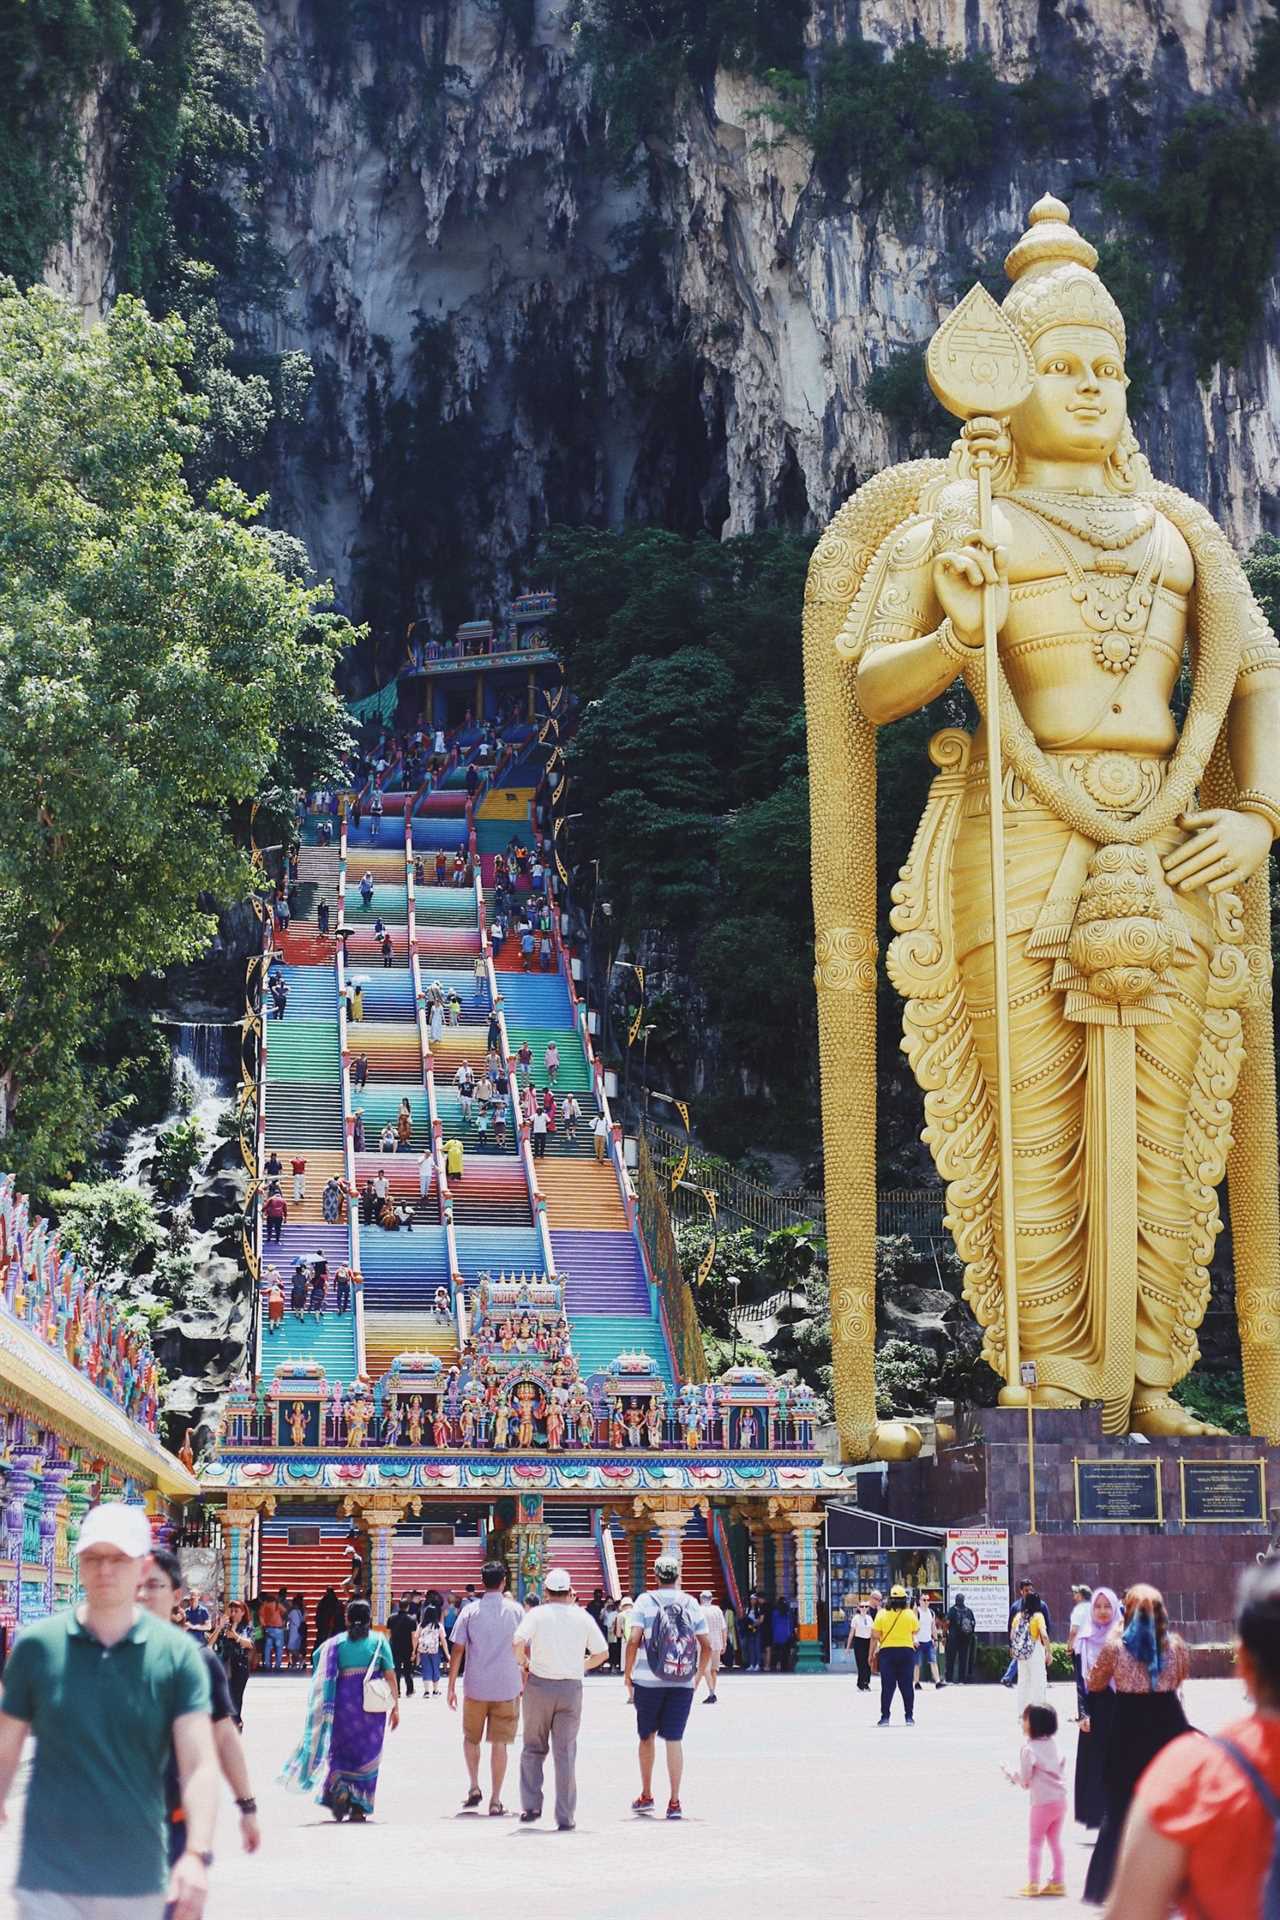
[463,1696,520,1745]
[633,1685,694,1743]
[17,1897,166,1920]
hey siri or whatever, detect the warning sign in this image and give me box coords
[945,1528,1009,1632]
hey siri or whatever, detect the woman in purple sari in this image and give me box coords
[281,1598,400,1822]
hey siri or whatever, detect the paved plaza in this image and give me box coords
[0,1670,1251,1918]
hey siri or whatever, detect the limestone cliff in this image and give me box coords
[51,0,1280,630]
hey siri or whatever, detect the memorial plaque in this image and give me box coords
[1180,1459,1265,1524]
[1074,1459,1162,1525]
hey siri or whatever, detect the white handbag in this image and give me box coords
[362,1640,395,1715]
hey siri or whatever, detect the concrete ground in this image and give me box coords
[0,1671,1250,1918]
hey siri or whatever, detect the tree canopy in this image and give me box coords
[0,284,356,1192]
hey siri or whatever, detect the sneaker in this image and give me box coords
[631,1794,655,1813]
[519,1810,540,1824]
[666,1800,682,1820]
[905,1717,915,1726]
[703,1692,717,1704]
[557,1822,575,1831]
[1017,1887,1041,1900]
[876,1716,890,1726]
[1039,1885,1066,1899]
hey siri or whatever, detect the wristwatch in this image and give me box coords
[235,1797,257,1815]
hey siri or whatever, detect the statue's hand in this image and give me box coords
[932,532,1009,649]
[1163,809,1275,894]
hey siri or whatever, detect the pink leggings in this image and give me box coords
[1028,1800,1065,1885]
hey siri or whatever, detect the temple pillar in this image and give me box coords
[788,1512,826,1671]
[8,1450,43,1627]
[222,1502,259,1605]
[64,1476,96,1604]
[144,1487,176,1552]
[652,1508,689,1568]
[526,669,535,724]
[510,1493,549,1602]
[38,1461,73,1618]
[346,1496,416,1628]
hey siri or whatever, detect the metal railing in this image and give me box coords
[634,1138,708,1384]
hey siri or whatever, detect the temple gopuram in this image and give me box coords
[0,1176,197,1655]
[201,715,858,1663]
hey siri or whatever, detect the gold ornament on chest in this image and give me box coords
[1011,494,1167,675]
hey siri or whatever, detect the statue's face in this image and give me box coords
[1009,323,1127,465]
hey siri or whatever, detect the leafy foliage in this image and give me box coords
[49,1179,164,1284]
[0,285,356,1192]
[152,1118,205,1197]
[1172,1368,1249,1437]
[1245,536,1280,632]
[0,0,133,286]
[865,346,954,455]
[571,0,808,167]
[763,37,1006,217]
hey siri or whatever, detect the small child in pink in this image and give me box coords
[1007,1702,1067,1897]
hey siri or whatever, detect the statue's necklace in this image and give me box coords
[1012,490,1156,551]
[1010,499,1167,675]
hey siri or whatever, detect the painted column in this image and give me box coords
[38,1461,73,1619]
[222,1507,258,1605]
[653,1508,689,1569]
[355,1500,409,1628]
[789,1513,826,1671]
[64,1476,96,1605]
[144,1487,176,1552]
[510,1494,549,1602]
[761,1528,777,1600]
[8,1450,43,1628]
[526,669,535,724]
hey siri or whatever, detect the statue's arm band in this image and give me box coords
[934,616,984,665]
[1234,790,1280,839]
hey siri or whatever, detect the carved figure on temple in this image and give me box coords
[346,1398,371,1449]
[625,1406,643,1448]
[514,1382,539,1449]
[645,1404,662,1450]
[432,1408,449,1448]
[738,1409,758,1452]
[493,1402,510,1449]
[684,1407,701,1450]
[609,1413,624,1450]
[807,193,1280,1451]
[545,1400,565,1451]
[460,1399,476,1448]
[406,1396,425,1446]
[287,1403,306,1448]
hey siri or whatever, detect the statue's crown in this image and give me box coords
[1001,194,1126,356]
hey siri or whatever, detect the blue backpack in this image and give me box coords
[645,1594,700,1684]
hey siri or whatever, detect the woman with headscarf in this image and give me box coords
[1011,1588,1051,1714]
[1073,1586,1120,1831]
[281,1597,400,1823]
[1083,1583,1189,1905]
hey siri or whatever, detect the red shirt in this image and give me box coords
[1138,1711,1280,1920]
[291,1158,306,1174]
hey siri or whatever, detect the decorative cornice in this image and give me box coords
[0,1317,196,1497]
[199,1455,855,1498]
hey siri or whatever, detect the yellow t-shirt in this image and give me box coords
[872,1606,919,1650]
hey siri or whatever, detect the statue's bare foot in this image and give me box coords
[1130,1394,1227,1438]
[870,1420,923,1461]
[1032,1388,1083,1410]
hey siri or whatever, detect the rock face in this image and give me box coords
[57,1,1280,617]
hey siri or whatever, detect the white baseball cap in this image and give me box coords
[74,1503,153,1559]
[544,1567,572,1593]
[699,1590,714,1602]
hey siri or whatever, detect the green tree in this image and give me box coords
[0,284,357,1191]
[49,1179,164,1284]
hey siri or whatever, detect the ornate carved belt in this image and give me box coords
[964,750,1169,818]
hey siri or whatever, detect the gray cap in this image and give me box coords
[654,1552,681,1579]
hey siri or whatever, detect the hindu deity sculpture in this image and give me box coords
[493,1402,510,1450]
[406,1396,425,1446]
[544,1399,565,1451]
[645,1403,662,1450]
[514,1382,539,1449]
[432,1408,449,1448]
[288,1403,307,1448]
[807,194,1280,1454]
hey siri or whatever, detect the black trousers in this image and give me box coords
[393,1645,416,1694]
[878,1646,915,1721]
[946,1634,975,1683]
[852,1636,871,1689]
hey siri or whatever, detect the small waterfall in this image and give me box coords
[173,1022,231,1081]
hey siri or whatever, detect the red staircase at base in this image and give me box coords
[389,1539,487,1598]
[258,1531,354,1637]
[544,1537,606,1601]
[643,1536,724,1603]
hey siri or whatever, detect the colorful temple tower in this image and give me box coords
[201,688,855,1663]
[0,1176,197,1655]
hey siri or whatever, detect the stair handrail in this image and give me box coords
[335,935,367,1383]
[485,943,555,1278]
[710,1507,743,1614]
[251,901,272,1380]
[406,810,459,1306]
[595,1509,621,1600]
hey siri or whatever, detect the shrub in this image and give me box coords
[153,1119,206,1198]
[51,1181,164,1286]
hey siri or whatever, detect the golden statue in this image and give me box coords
[807,195,1280,1456]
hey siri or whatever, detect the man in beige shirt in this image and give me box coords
[513,1569,607,1830]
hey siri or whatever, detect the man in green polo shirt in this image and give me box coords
[0,1501,219,1920]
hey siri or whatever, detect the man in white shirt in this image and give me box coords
[697,1590,728,1704]
[513,1568,607,1830]
[1067,1583,1093,1709]
[916,1592,943,1687]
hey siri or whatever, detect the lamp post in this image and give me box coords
[729,1274,741,1367]
[639,1024,656,1128]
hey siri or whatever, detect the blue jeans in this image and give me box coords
[420,1650,441,1685]
[740,1629,760,1670]
[264,1626,285,1670]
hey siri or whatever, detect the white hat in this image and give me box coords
[544,1567,572,1593]
[74,1503,152,1559]
[699,1590,713,1602]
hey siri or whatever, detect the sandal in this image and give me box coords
[463,1788,483,1810]
[489,1802,507,1817]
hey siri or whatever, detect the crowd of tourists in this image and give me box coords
[3,1503,1280,1917]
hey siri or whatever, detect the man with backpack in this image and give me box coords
[623,1553,711,1821]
